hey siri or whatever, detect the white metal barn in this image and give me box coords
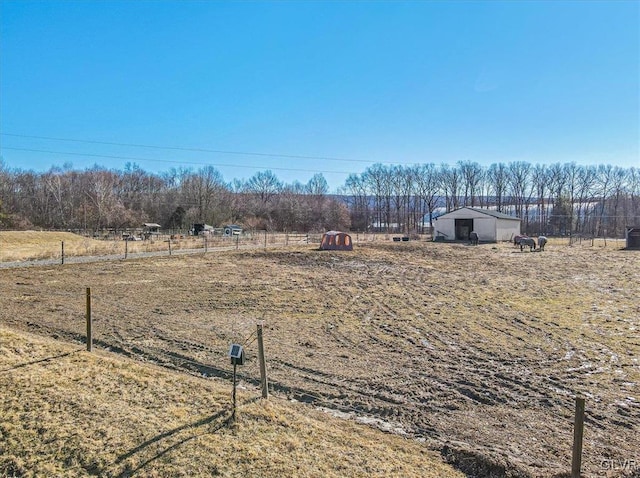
[433,207,521,242]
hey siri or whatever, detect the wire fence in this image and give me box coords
[0,231,439,265]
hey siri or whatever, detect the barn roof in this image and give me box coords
[442,207,521,221]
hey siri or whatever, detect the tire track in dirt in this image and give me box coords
[303,248,635,476]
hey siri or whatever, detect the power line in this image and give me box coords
[0,132,375,165]
[1,147,355,176]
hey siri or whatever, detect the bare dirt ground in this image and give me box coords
[1,239,638,477]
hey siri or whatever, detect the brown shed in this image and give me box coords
[320,231,353,251]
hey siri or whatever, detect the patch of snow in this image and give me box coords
[355,416,408,435]
[318,407,408,436]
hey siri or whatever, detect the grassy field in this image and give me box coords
[0,230,333,263]
[1,232,638,477]
[0,231,224,262]
[1,327,463,478]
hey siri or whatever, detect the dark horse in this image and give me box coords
[469,231,479,246]
[513,235,527,246]
[519,237,536,251]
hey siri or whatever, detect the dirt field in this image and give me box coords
[1,238,638,477]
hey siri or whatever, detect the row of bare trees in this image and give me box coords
[0,161,349,233]
[341,161,640,237]
[1,159,638,237]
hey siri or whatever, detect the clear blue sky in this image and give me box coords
[1,0,638,191]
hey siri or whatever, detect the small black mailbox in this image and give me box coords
[229,344,245,365]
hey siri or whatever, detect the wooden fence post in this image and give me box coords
[257,323,269,399]
[264,230,267,249]
[232,362,237,423]
[61,241,65,265]
[168,239,172,256]
[86,287,93,352]
[571,396,585,478]
[125,239,128,259]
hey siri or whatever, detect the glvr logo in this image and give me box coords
[600,459,638,470]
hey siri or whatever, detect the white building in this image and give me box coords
[433,207,521,242]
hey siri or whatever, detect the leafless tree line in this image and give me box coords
[341,161,640,237]
[1,159,638,237]
[0,161,349,233]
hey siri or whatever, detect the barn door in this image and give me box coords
[455,219,473,240]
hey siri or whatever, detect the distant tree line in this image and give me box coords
[1,159,638,237]
[0,161,349,233]
[341,161,639,237]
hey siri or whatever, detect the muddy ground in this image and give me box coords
[1,240,638,477]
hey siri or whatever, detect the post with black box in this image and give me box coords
[229,344,245,422]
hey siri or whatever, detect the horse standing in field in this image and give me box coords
[520,237,536,252]
[514,235,527,247]
[469,231,479,246]
[538,236,548,251]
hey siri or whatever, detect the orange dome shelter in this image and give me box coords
[319,231,353,251]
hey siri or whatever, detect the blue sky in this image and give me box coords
[1,0,638,191]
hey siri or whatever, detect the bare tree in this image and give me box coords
[273,182,311,231]
[82,167,120,232]
[246,170,282,206]
[364,164,392,231]
[306,173,329,230]
[574,165,597,234]
[596,165,614,237]
[0,159,10,227]
[343,173,370,232]
[458,161,484,207]
[306,173,329,196]
[609,167,629,236]
[389,165,415,233]
[627,168,640,227]
[440,164,460,212]
[487,163,509,212]
[180,166,228,227]
[415,163,441,233]
[245,170,283,230]
[531,164,549,234]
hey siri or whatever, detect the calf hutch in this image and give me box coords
[626,227,640,250]
[320,231,353,251]
[224,225,243,236]
[433,207,521,243]
[142,223,161,240]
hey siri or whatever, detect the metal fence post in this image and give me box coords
[86,287,93,352]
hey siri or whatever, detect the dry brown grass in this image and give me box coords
[0,231,432,263]
[0,231,213,262]
[0,234,638,477]
[0,327,463,478]
[0,231,107,262]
